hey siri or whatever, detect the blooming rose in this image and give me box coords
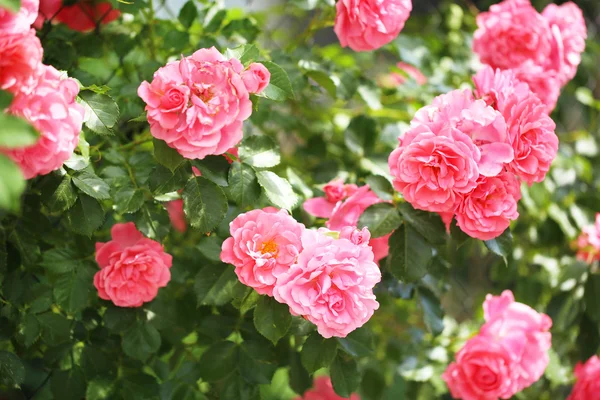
[166,199,186,233]
[0,0,38,34]
[442,335,519,400]
[513,62,561,113]
[575,214,600,263]
[94,223,173,308]
[1,65,84,179]
[303,178,358,219]
[334,0,412,52]
[34,0,120,32]
[568,356,600,400]
[379,62,427,88]
[479,290,552,392]
[295,376,360,400]
[0,29,43,93]
[138,47,253,160]
[273,227,381,338]
[221,208,305,297]
[241,62,271,94]
[455,171,521,241]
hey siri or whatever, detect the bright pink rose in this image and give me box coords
[513,62,561,113]
[1,65,84,179]
[241,62,270,94]
[568,356,600,400]
[0,29,42,93]
[455,171,521,241]
[221,208,305,297]
[479,290,552,392]
[166,199,186,233]
[334,0,412,52]
[35,0,120,32]
[473,0,552,71]
[94,223,173,308]
[0,0,38,34]
[327,185,389,263]
[303,178,358,219]
[542,2,587,85]
[274,228,381,338]
[295,376,360,400]
[443,335,519,400]
[575,214,600,263]
[138,47,253,160]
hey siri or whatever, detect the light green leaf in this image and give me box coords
[239,135,280,168]
[0,154,25,212]
[182,176,228,233]
[72,172,111,200]
[226,44,260,66]
[0,0,19,13]
[256,171,298,210]
[260,61,295,101]
[0,113,39,148]
[78,90,120,136]
[114,187,144,214]
[365,175,394,201]
[41,174,78,214]
[358,203,402,238]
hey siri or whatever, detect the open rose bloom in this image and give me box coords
[0,0,38,34]
[568,356,600,400]
[0,28,43,93]
[34,0,120,32]
[295,376,360,400]
[575,213,600,263]
[138,47,270,160]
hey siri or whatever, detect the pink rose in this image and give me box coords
[0,0,38,34]
[94,223,173,308]
[542,2,587,85]
[1,65,84,179]
[334,0,412,52]
[442,335,519,400]
[138,47,253,160]
[479,290,552,392]
[473,0,552,71]
[303,178,358,219]
[380,62,427,88]
[0,29,43,94]
[575,214,600,263]
[241,62,271,94]
[513,62,561,113]
[166,199,186,233]
[35,0,120,32]
[568,356,600,400]
[221,208,305,297]
[294,376,360,400]
[273,227,381,338]
[455,171,521,241]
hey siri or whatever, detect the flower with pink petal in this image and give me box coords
[294,376,360,400]
[303,178,358,219]
[241,62,271,94]
[94,223,173,308]
[0,29,42,94]
[568,356,600,400]
[0,0,38,34]
[575,214,600,263]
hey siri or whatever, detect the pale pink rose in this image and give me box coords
[241,62,270,94]
[1,65,84,179]
[274,228,381,338]
[221,208,305,297]
[294,376,360,400]
[568,356,600,400]
[303,178,358,219]
[138,47,252,160]
[473,66,531,112]
[455,171,521,241]
[575,214,600,263]
[542,2,587,85]
[513,62,561,113]
[0,0,38,34]
[94,223,173,308]
[0,29,42,93]
[443,334,519,400]
[479,290,552,392]
[334,0,412,52]
[473,0,553,71]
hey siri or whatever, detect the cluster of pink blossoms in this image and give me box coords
[575,213,600,263]
[221,207,381,338]
[138,47,270,160]
[0,0,84,179]
[34,0,120,32]
[568,355,600,400]
[473,0,587,112]
[295,376,360,400]
[388,66,558,240]
[443,290,552,400]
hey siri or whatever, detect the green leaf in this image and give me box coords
[260,61,295,101]
[289,350,312,395]
[239,345,277,384]
[51,367,87,400]
[41,174,78,214]
[38,312,71,345]
[87,377,116,400]
[72,172,111,200]
[122,322,161,362]
[585,274,600,324]
[0,89,13,109]
[182,176,228,233]
[103,306,138,333]
[416,287,444,336]
[238,136,280,168]
[226,44,260,66]
[239,290,261,315]
[365,175,394,201]
[484,229,513,261]
[192,156,231,186]
[80,346,116,380]
[153,138,184,173]
[198,341,238,382]
[301,332,338,374]
[361,368,386,400]
[330,355,361,398]
[358,203,402,238]
[149,164,189,195]
[344,115,377,157]
[383,375,406,400]
[53,265,95,313]
[306,70,337,98]
[79,90,119,135]
[398,203,447,245]
[336,328,374,358]
[0,153,25,212]
[40,247,84,274]
[63,194,105,237]
[0,113,39,148]
[204,8,226,32]
[194,265,238,306]
[387,224,433,282]
[0,351,25,386]
[178,0,198,28]
[228,162,261,208]
[256,171,298,210]
[114,187,145,214]
[119,373,160,400]
[253,296,292,345]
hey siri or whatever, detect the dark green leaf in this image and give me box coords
[336,328,374,357]
[198,341,238,382]
[382,375,406,400]
[416,287,444,336]
[365,175,394,201]
[306,70,337,98]
[289,350,311,395]
[345,115,377,157]
[79,90,119,135]
[0,89,13,108]
[358,203,402,238]
[72,172,111,200]
[80,346,116,380]
[361,368,385,400]
[226,44,259,66]
[0,351,25,386]
[387,224,433,282]
[0,153,25,212]
[114,187,145,214]
[239,290,261,315]
[585,274,600,324]
[153,138,184,173]
[256,171,298,210]
[192,156,231,186]
[228,162,261,208]
[63,194,105,237]
[253,296,292,345]
[194,265,238,306]
[221,373,259,400]
[119,373,160,400]
[182,176,228,233]
[86,376,116,400]
[239,135,280,168]
[239,346,276,384]
[103,306,138,333]
[38,312,71,345]
[178,0,198,28]
[398,203,447,245]
[577,314,600,360]
[0,113,39,148]
[22,314,41,347]
[40,247,83,274]
[149,164,189,195]
[330,355,361,398]
[260,61,295,101]
[41,174,78,214]
[546,291,583,332]
[51,367,87,400]
[301,332,338,374]
[204,8,226,32]
[484,229,513,260]
[122,322,161,361]
[53,265,95,313]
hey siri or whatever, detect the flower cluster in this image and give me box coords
[473,0,587,112]
[295,376,360,400]
[568,356,600,400]
[0,0,84,179]
[575,213,600,263]
[304,180,390,263]
[443,290,552,400]
[94,223,173,307]
[388,66,558,240]
[221,208,381,338]
[34,0,120,32]
[334,0,412,52]
[138,47,270,160]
